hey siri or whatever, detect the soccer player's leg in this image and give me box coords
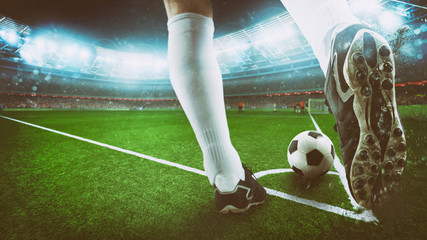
[280,0,406,208]
[163,0,266,214]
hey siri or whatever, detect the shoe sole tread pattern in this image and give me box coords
[218,200,265,214]
[343,30,406,208]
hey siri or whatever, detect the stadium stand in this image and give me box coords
[0,0,426,110]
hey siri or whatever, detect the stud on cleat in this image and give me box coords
[385,161,393,170]
[381,105,389,113]
[352,52,365,64]
[379,45,391,57]
[370,164,379,173]
[359,150,369,160]
[368,176,376,185]
[392,172,401,181]
[365,135,375,145]
[398,158,406,167]
[356,71,367,81]
[382,78,393,90]
[393,172,402,181]
[387,148,396,157]
[382,62,393,72]
[355,179,365,189]
[361,86,372,96]
[393,128,403,137]
[397,142,407,152]
[372,151,381,160]
[370,73,380,85]
[354,165,364,175]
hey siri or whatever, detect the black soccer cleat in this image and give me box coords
[214,164,266,214]
[324,25,407,208]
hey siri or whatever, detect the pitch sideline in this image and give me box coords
[0,114,377,222]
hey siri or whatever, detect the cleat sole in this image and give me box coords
[218,200,265,215]
[342,30,407,208]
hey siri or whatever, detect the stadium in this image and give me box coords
[0,0,426,239]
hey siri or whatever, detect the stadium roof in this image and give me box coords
[0,0,286,46]
[0,0,426,80]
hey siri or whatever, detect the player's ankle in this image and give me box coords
[214,174,242,193]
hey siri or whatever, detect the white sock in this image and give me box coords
[280,0,360,75]
[167,13,245,191]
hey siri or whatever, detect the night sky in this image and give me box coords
[1,0,286,50]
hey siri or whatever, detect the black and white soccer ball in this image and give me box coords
[287,130,336,179]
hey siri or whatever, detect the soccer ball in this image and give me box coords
[287,130,335,179]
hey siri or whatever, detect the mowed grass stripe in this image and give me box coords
[0,114,376,223]
[0,115,205,176]
[1,107,426,239]
[0,117,214,239]
[0,110,312,174]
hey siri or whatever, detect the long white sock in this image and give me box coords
[280,0,360,75]
[167,13,244,191]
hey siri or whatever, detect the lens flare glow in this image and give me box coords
[379,11,403,32]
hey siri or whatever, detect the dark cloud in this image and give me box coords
[0,0,285,48]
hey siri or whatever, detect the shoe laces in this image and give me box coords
[242,163,258,180]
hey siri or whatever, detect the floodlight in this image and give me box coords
[128,53,153,69]
[79,48,91,61]
[350,0,381,16]
[282,27,296,39]
[46,40,58,53]
[19,44,34,62]
[379,11,403,32]
[0,30,19,45]
[19,43,43,65]
[33,36,46,51]
[62,43,79,57]
[153,58,168,73]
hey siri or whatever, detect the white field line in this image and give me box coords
[266,188,377,222]
[231,114,310,119]
[254,168,339,179]
[308,113,362,209]
[0,115,206,176]
[0,114,377,222]
[308,112,322,132]
[255,169,378,222]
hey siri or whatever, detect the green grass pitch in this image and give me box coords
[0,106,426,239]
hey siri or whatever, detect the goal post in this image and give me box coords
[308,98,329,114]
